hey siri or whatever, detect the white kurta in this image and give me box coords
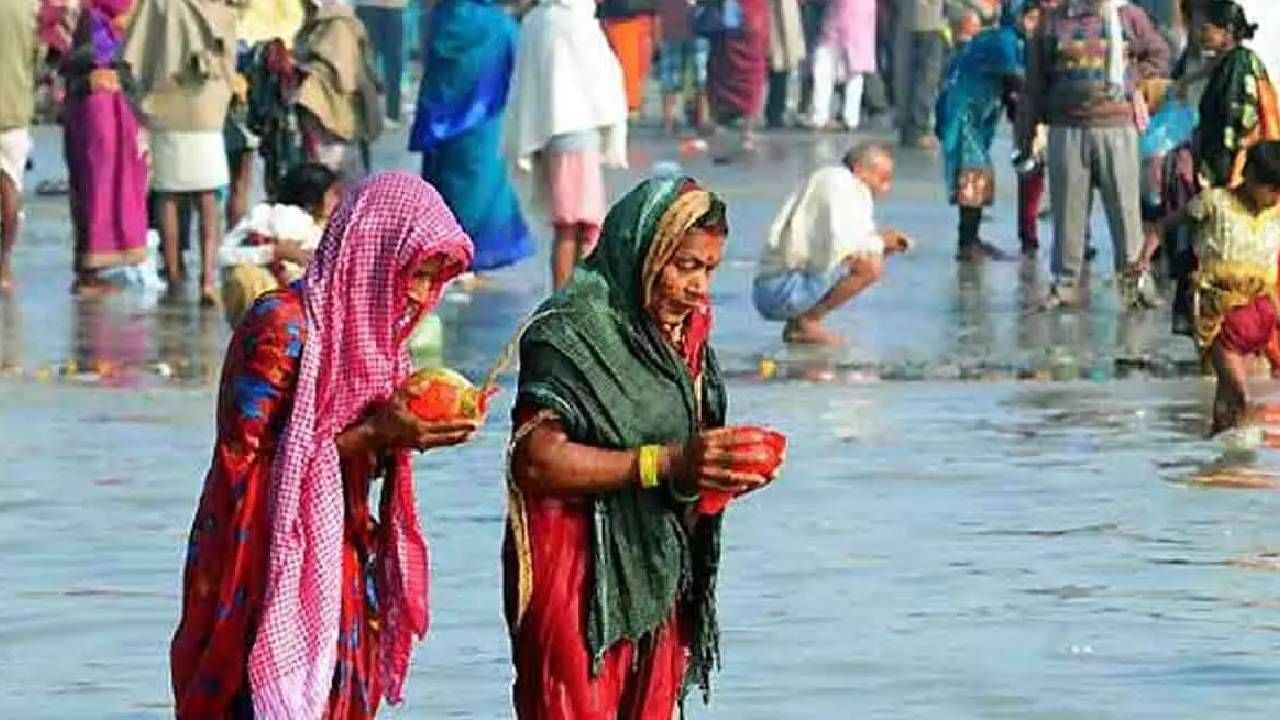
[759,166,883,276]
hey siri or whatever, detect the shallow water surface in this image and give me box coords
[4,378,1280,719]
[2,127,1279,718]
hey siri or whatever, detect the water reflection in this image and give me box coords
[152,302,224,384]
[70,299,151,382]
[440,282,539,379]
[951,261,995,362]
[44,296,229,385]
[0,296,19,373]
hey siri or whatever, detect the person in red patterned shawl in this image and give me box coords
[170,172,480,719]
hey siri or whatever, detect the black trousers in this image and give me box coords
[766,71,790,127]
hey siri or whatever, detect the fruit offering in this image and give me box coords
[401,367,496,422]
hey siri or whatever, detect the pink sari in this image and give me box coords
[61,0,148,271]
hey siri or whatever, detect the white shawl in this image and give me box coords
[502,0,628,172]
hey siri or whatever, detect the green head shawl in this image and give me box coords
[515,176,729,699]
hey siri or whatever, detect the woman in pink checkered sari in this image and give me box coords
[170,173,478,719]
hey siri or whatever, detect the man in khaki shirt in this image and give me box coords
[0,0,39,293]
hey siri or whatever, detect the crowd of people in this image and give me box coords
[3,0,1275,307]
[746,0,1280,437]
[5,0,1280,717]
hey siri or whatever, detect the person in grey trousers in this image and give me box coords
[1018,0,1170,308]
[893,0,947,148]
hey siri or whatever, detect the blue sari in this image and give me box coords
[935,23,1025,202]
[410,0,533,271]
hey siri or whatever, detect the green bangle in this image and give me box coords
[667,476,701,505]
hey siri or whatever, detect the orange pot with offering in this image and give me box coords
[697,426,787,515]
[401,367,497,422]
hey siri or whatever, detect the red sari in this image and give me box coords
[504,309,715,719]
[706,0,769,123]
[170,287,383,719]
[503,492,691,720]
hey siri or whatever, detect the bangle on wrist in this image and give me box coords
[668,478,700,504]
[638,445,662,489]
[662,446,701,503]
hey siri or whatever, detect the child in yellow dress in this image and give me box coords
[1145,142,1280,433]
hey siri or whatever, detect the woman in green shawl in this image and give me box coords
[1197,0,1280,188]
[505,177,781,717]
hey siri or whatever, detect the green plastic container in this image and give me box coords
[408,313,444,371]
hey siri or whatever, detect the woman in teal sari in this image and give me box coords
[410,0,532,272]
[935,0,1042,260]
[505,177,781,717]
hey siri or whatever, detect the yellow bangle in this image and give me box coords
[638,445,662,489]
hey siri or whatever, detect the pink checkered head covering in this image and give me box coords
[248,172,473,717]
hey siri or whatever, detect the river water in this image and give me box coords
[2,127,1278,718]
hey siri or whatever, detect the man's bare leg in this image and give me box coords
[225,151,254,230]
[158,193,185,299]
[0,173,18,293]
[662,94,678,135]
[694,92,710,134]
[784,257,883,345]
[197,190,220,305]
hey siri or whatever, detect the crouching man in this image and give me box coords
[753,142,912,345]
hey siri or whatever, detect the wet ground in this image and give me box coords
[3,124,1279,718]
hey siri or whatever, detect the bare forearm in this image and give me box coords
[336,420,376,462]
[1153,204,1192,235]
[1139,225,1161,265]
[512,424,678,496]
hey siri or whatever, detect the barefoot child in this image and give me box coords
[752,142,911,345]
[1143,142,1280,433]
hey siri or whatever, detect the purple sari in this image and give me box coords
[62,0,147,272]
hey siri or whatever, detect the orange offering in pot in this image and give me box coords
[697,426,786,515]
[401,367,496,422]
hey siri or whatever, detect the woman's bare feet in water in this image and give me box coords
[0,264,13,295]
[783,317,844,346]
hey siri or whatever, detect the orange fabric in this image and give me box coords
[87,68,121,93]
[603,16,654,113]
[1229,77,1280,187]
